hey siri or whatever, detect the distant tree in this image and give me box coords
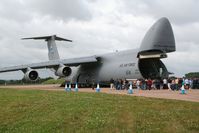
[185,72,199,78]
[0,80,5,85]
[1,77,55,85]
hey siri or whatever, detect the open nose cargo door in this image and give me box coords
[137,17,176,79]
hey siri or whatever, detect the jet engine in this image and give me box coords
[55,66,72,77]
[24,69,39,81]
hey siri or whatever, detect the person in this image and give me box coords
[114,79,117,90]
[175,78,179,90]
[163,78,168,89]
[136,79,141,90]
[180,80,186,94]
[160,79,164,89]
[147,78,152,90]
[118,79,122,90]
[152,79,156,89]
[184,78,189,89]
[91,80,95,90]
[178,78,183,89]
[189,79,193,90]
[167,78,172,90]
[139,79,142,90]
[124,79,129,90]
[171,79,175,90]
[115,79,119,90]
[144,79,148,90]
[141,79,146,90]
[110,78,114,90]
[156,79,160,90]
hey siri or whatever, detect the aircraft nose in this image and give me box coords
[139,17,176,54]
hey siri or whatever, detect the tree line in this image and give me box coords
[0,77,55,85]
[185,72,199,78]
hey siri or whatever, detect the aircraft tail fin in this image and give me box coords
[22,35,72,60]
[138,17,175,59]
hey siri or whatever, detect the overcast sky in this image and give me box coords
[0,0,198,80]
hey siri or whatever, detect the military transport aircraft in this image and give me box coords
[0,17,175,84]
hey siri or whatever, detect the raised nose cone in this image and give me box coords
[139,17,176,54]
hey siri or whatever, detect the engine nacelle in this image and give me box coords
[24,69,39,81]
[55,66,72,77]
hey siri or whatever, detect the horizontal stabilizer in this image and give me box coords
[22,35,72,42]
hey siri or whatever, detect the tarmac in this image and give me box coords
[0,84,199,102]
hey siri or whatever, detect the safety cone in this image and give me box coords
[65,83,68,92]
[96,83,101,92]
[180,85,186,94]
[128,82,133,94]
[67,83,71,92]
[74,83,78,92]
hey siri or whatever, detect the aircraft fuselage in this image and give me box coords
[70,49,168,84]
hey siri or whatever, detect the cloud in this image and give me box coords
[174,23,199,46]
[163,51,199,76]
[27,0,92,21]
[0,0,31,22]
[121,0,199,25]
[0,0,92,23]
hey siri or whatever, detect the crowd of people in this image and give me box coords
[110,78,199,90]
[110,78,129,90]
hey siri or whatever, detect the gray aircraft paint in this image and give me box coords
[22,35,72,61]
[47,36,60,60]
[139,17,175,54]
[73,49,141,83]
[0,17,176,83]
[70,17,175,83]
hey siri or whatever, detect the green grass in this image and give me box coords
[0,88,198,133]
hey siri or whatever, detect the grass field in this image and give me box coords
[0,88,198,133]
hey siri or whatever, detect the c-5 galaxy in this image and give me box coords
[0,17,175,84]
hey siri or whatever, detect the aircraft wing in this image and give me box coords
[0,56,98,73]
